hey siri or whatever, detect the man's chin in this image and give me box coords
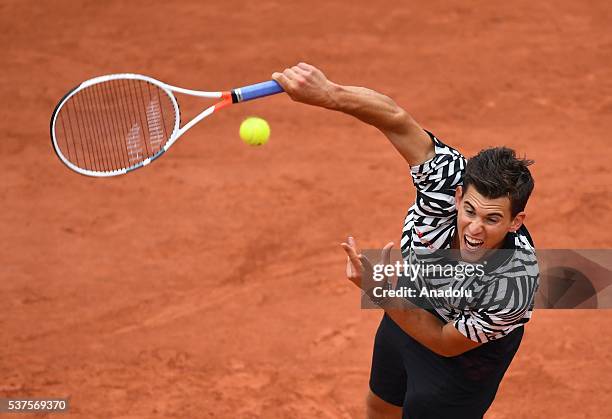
[459,248,487,263]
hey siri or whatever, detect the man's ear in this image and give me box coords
[509,212,526,232]
[455,186,463,211]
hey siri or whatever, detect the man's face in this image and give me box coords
[455,185,525,262]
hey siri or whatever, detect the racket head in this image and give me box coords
[50,74,181,177]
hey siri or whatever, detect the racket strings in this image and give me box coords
[53,79,177,172]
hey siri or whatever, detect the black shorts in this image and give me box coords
[369,314,524,419]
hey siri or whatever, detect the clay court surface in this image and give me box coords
[2,0,612,417]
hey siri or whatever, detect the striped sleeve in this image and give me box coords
[401,133,466,253]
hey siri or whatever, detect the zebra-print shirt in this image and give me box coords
[399,132,539,343]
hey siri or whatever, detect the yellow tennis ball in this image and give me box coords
[239,117,270,146]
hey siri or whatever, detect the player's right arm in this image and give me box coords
[273,63,435,166]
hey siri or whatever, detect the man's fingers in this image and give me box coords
[341,243,355,277]
[297,62,314,71]
[347,236,359,253]
[360,254,374,272]
[283,67,305,84]
[272,72,289,88]
[292,65,308,76]
[340,242,360,262]
[381,241,394,266]
[345,236,362,275]
[340,236,395,291]
[273,69,302,99]
[341,243,363,274]
[273,71,299,91]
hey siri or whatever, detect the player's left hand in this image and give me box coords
[340,236,394,290]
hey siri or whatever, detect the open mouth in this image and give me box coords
[464,235,484,251]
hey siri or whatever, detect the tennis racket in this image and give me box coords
[50,74,284,177]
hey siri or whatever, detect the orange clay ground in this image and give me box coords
[1,0,612,417]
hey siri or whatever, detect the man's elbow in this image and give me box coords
[386,107,414,134]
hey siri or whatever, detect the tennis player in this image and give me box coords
[273,63,539,419]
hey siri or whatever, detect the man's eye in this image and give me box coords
[465,209,474,215]
[487,218,499,223]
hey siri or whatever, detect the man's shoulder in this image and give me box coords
[424,130,463,158]
[411,131,466,176]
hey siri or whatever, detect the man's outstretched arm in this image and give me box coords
[272,63,435,166]
[341,237,482,358]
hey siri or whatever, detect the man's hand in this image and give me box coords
[340,236,394,290]
[340,236,482,356]
[272,62,338,109]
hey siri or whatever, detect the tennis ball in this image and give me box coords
[239,117,270,146]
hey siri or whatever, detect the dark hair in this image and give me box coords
[463,147,534,217]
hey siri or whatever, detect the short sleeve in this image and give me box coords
[411,133,465,191]
[405,132,466,250]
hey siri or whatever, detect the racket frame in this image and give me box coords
[50,73,278,177]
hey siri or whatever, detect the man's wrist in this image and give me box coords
[363,280,391,307]
[324,82,342,111]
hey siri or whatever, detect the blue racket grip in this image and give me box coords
[231,80,284,103]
